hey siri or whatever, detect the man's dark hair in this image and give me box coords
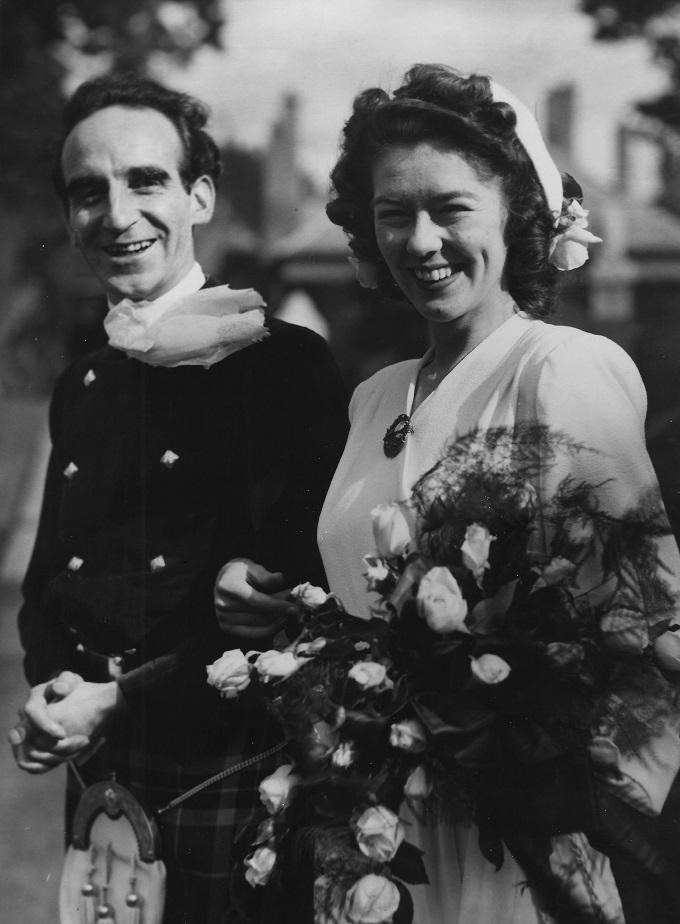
[53,73,222,203]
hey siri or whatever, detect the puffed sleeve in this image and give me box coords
[524,330,680,618]
[523,331,680,816]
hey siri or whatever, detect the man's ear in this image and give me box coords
[190,175,215,226]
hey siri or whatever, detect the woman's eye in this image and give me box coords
[375,209,408,223]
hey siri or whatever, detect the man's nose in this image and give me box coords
[102,186,138,232]
[406,212,441,257]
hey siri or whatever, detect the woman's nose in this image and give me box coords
[102,187,137,232]
[406,212,441,257]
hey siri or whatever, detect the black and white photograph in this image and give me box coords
[2,2,680,923]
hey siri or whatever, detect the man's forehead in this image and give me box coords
[61,105,184,179]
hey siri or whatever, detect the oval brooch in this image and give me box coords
[383,413,414,458]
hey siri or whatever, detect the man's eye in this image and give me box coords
[72,189,102,207]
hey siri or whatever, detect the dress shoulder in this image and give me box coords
[349,358,419,423]
[519,321,647,424]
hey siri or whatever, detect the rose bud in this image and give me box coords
[654,629,680,671]
[342,874,401,924]
[417,567,469,634]
[403,764,432,801]
[460,523,495,585]
[290,582,329,608]
[362,554,391,592]
[352,805,405,862]
[370,501,413,557]
[206,649,252,699]
[469,653,511,685]
[389,718,427,753]
[258,764,299,815]
[331,740,357,768]
[244,845,276,887]
[252,649,302,682]
[348,660,388,690]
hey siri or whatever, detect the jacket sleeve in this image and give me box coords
[18,378,81,685]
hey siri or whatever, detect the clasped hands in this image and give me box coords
[9,671,120,774]
[11,558,296,772]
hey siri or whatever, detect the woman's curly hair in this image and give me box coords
[327,64,570,318]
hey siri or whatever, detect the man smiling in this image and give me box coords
[10,74,347,923]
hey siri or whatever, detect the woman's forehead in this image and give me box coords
[371,142,502,201]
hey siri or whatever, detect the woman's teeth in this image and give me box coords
[413,266,452,282]
[106,240,154,256]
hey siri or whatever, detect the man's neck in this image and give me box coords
[107,262,206,311]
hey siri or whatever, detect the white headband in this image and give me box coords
[490,80,563,221]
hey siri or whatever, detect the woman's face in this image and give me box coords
[372,141,509,328]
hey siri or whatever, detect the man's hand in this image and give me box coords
[9,672,120,774]
[214,558,296,639]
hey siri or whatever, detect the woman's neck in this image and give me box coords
[413,296,517,411]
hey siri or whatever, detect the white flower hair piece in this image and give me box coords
[490,81,604,270]
[550,199,603,271]
[348,256,380,289]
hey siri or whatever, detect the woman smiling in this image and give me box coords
[316,65,680,923]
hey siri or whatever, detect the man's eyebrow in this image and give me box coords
[65,174,107,198]
[128,166,172,185]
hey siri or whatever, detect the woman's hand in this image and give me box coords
[214,558,296,639]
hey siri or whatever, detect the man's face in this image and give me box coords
[61,105,214,303]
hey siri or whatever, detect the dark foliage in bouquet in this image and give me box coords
[207,425,680,923]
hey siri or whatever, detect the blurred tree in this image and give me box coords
[0,0,225,209]
[582,2,680,125]
[0,0,226,393]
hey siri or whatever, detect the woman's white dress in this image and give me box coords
[317,313,680,924]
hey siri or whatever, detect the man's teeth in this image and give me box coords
[413,266,453,282]
[106,240,154,255]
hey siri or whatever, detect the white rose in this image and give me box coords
[258,763,299,815]
[600,608,648,655]
[460,523,495,585]
[362,554,391,592]
[417,567,469,634]
[550,200,602,272]
[205,649,251,699]
[331,740,357,768]
[654,629,680,671]
[562,513,596,546]
[353,805,405,862]
[348,661,388,690]
[403,764,432,800]
[296,637,327,657]
[348,256,381,290]
[252,649,302,682]
[389,718,427,753]
[342,874,401,924]
[514,482,538,519]
[371,502,413,558]
[244,845,276,887]
[540,556,577,586]
[291,582,329,608]
[470,653,511,685]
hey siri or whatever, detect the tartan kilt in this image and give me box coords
[65,699,285,924]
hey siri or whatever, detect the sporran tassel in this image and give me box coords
[125,855,142,924]
[80,846,98,924]
[96,843,116,923]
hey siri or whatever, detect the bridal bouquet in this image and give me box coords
[207,425,680,924]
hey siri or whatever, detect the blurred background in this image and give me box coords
[2,0,680,920]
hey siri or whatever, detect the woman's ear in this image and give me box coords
[190,175,216,226]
